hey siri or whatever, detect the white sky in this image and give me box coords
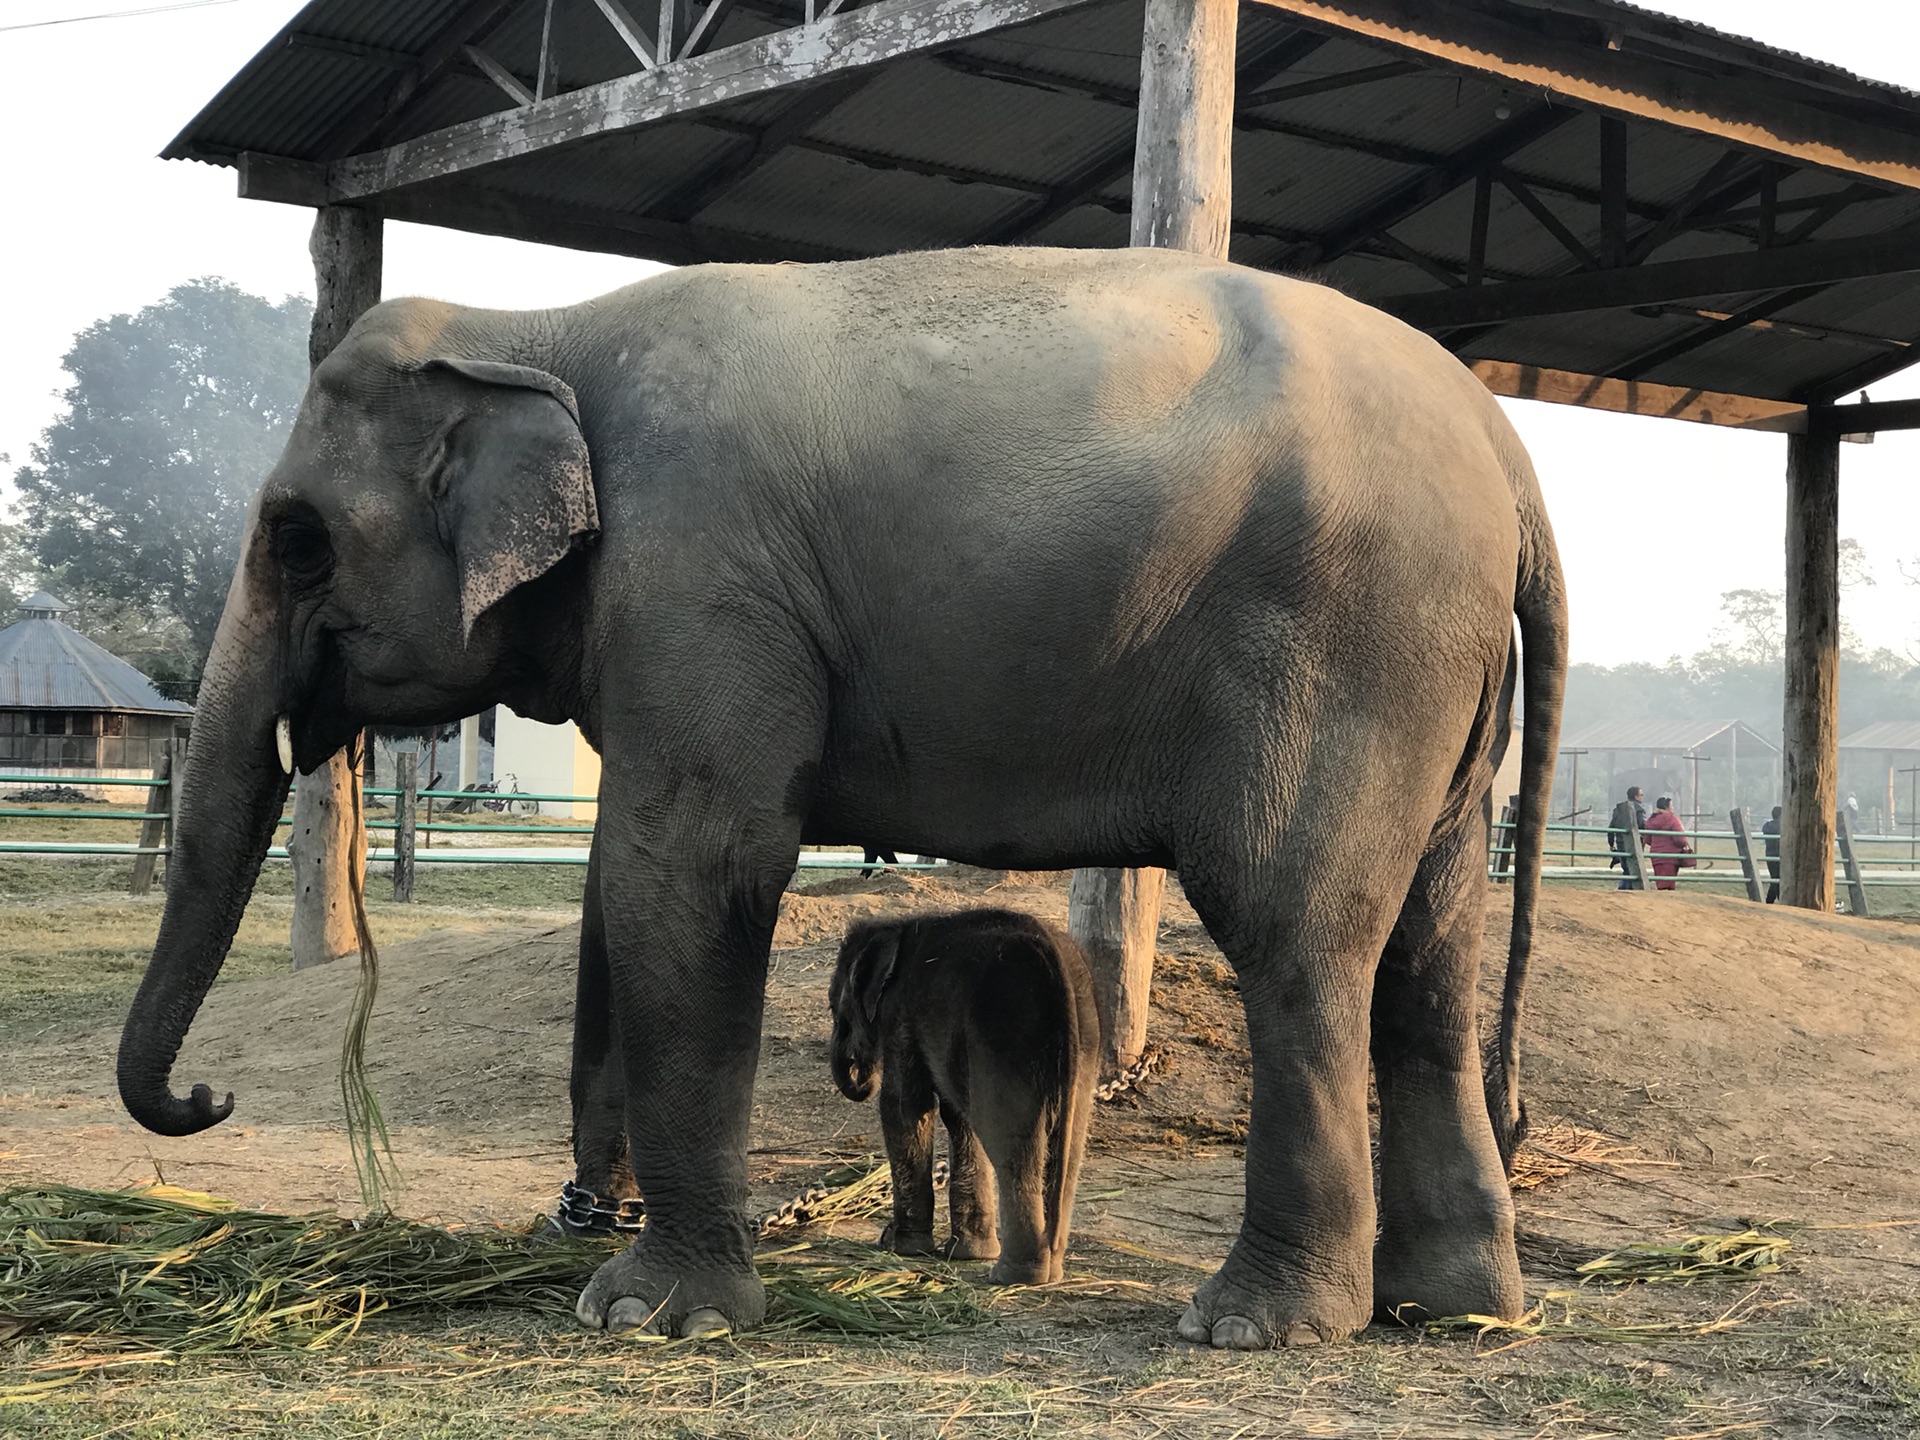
[1,0,1916,666]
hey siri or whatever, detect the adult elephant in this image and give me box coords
[117,245,1565,1348]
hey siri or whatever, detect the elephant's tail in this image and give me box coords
[1492,439,1568,1173]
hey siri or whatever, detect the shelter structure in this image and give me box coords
[0,592,192,785]
[1559,717,1776,830]
[1839,720,1920,839]
[165,0,1920,1001]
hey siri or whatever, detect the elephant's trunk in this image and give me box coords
[117,535,291,1137]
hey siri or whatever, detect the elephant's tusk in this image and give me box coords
[275,716,294,775]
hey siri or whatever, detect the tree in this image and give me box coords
[10,279,313,680]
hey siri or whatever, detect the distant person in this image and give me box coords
[1607,786,1648,889]
[1641,796,1694,891]
[1760,805,1782,903]
[1844,793,1861,832]
[861,847,900,878]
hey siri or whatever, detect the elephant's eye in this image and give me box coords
[275,515,333,586]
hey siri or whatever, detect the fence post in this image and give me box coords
[394,751,417,903]
[129,747,172,896]
[1490,795,1519,884]
[1728,807,1764,903]
[1836,809,1869,917]
[1621,805,1652,891]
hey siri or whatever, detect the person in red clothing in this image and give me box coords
[1641,795,1694,891]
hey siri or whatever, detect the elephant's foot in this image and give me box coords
[1177,1242,1372,1349]
[943,1230,1000,1262]
[574,1234,766,1338]
[878,1223,939,1257]
[1373,1216,1524,1325]
[986,1254,1057,1286]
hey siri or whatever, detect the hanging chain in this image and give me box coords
[1094,1042,1165,1102]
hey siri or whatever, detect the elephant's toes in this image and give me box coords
[944,1232,1000,1262]
[986,1257,1050,1287]
[575,1237,765,1338]
[1178,1247,1370,1349]
[879,1225,939,1257]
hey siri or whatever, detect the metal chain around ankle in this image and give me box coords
[557,1179,647,1234]
[1094,1042,1165,1103]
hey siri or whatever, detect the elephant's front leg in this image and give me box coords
[572,771,802,1338]
[877,1055,940,1257]
[565,835,641,1227]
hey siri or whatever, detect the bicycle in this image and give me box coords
[483,773,541,817]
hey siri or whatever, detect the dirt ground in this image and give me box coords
[5,869,1920,1437]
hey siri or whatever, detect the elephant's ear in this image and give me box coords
[417,357,599,639]
[848,929,902,1025]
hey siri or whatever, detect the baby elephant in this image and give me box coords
[829,908,1100,1285]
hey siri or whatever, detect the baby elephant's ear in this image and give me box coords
[850,930,902,1024]
[418,357,598,638]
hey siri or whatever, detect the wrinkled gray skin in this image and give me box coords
[115,245,1567,1348]
[830,909,1100,1286]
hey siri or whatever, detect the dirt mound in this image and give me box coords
[9,876,1917,1237]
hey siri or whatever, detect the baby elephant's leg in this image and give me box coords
[878,1062,940,1257]
[939,1098,999,1261]
[972,1081,1053,1285]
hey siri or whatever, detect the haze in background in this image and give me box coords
[2,0,1916,666]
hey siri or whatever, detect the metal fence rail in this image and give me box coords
[7,771,1915,914]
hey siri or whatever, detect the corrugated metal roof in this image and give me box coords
[1839,721,1920,752]
[160,0,1920,405]
[0,614,194,715]
[1561,719,1778,753]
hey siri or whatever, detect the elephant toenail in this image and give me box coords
[1176,1303,1213,1343]
[1210,1315,1269,1350]
[680,1307,730,1338]
[607,1296,668,1333]
[1282,1322,1324,1348]
[574,1291,606,1329]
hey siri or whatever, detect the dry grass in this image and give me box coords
[1508,1120,1675,1191]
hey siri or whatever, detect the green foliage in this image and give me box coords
[10,279,313,683]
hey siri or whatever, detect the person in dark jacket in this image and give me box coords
[1761,805,1782,903]
[1608,786,1648,889]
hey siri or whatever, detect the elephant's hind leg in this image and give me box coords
[569,835,639,1208]
[1176,815,1426,1349]
[940,1099,1000,1261]
[1371,811,1524,1325]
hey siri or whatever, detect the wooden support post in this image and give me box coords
[1782,420,1840,911]
[394,751,417,904]
[1069,866,1167,1078]
[291,205,382,968]
[1068,0,1237,1077]
[1729,806,1764,903]
[129,747,172,897]
[1129,0,1237,253]
[1836,808,1869,917]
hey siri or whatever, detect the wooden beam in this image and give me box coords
[1781,421,1840,911]
[1468,359,1806,430]
[1239,58,1420,106]
[1383,226,1920,329]
[314,0,526,157]
[1245,0,1920,191]
[589,0,658,69]
[1311,104,1575,264]
[1612,284,1826,382]
[464,43,536,107]
[1496,165,1598,270]
[1599,115,1627,267]
[330,0,1107,201]
[1821,397,1920,434]
[1130,0,1237,252]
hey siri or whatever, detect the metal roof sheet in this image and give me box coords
[0,615,194,715]
[1838,721,1920,752]
[161,0,1920,406]
[1560,718,1778,753]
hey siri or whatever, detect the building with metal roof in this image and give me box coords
[1838,720,1920,754]
[1560,718,1777,756]
[166,0,1920,908]
[0,592,192,779]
